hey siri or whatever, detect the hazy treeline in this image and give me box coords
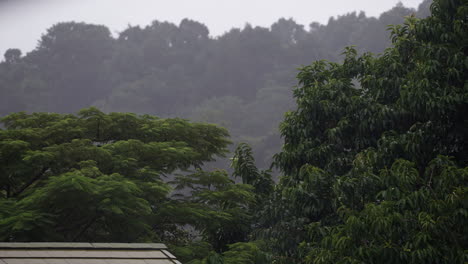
[0,1,431,168]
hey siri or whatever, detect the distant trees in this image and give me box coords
[0,49,27,114]
[29,22,115,112]
[3,49,21,64]
[417,0,433,17]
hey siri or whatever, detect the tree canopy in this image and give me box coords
[262,0,467,262]
[0,108,230,242]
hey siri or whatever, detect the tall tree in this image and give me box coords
[266,0,467,262]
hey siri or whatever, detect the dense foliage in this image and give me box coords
[2,0,467,263]
[0,108,231,242]
[0,1,432,169]
[0,108,275,263]
[262,0,468,263]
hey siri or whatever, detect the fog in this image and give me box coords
[0,0,424,56]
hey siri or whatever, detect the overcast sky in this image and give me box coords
[0,0,425,56]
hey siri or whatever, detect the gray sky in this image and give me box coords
[0,0,425,56]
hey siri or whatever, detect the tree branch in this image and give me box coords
[12,167,49,197]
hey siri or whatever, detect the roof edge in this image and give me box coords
[0,242,167,250]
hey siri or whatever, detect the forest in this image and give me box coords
[0,0,432,169]
[0,0,467,263]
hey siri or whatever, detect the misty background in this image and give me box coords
[1,0,424,56]
[0,0,431,169]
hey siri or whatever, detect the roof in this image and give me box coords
[0,243,181,264]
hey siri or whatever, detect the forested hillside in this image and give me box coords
[0,0,431,169]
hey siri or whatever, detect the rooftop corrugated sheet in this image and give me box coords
[0,243,181,264]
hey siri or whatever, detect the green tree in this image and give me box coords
[266,0,468,263]
[231,143,274,197]
[0,107,230,242]
[167,143,273,263]
[169,170,255,252]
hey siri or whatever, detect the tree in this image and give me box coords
[164,142,275,263]
[3,49,21,64]
[169,169,255,252]
[27,22,115,112]
[0,49,27,114]
[231,143,273,197]
[0,107,230,242]
[266,0,468,263]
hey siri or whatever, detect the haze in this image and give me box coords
[0,0,424,56]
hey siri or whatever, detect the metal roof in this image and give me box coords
[0,243,181,264]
